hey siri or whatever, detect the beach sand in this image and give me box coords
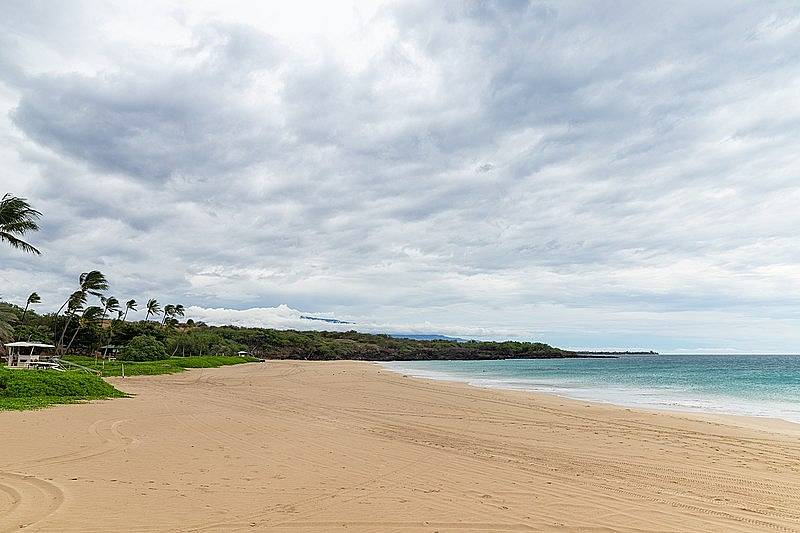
[2,360,800,532]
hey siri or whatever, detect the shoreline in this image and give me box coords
[378,359,800,432]
[3,360,800,531]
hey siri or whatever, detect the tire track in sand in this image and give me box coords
[0,418,135,532]
[0,473,64,532]
[1,418,137,471]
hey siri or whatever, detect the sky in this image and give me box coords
[1,1,799,353]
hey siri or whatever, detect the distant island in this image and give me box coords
[391,334,468,342]
[300,315,354,324]
[573,350,658,355]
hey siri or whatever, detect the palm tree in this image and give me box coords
[145,298,162,321]
[121,299,137,323]
[99,296,120,325]
[0,301,16,342]
[0,193,42,255]
[161,304,175,325]
[56,271,108,352]
[65,306,103,353]
[99,296,120,344]
[19,292,41,327]
[56,291,86,352]
[161,303,186,325]
[55,271,109,317]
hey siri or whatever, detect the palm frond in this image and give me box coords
[0,231,41,255]
[0,194,42,255]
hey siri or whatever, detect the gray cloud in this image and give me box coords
[1,1,800,351]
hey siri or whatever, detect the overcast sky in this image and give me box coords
[1,1,799,352]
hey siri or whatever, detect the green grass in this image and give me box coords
[0,367,126,411]
[63,355,260,377]
[0,356,258,411]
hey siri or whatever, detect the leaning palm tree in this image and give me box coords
[161,303,185,325]
[99,296,120,325]
[121,299,137,323]
[55,270,108,351]
[161,304,175,325]
[99,296,120,346]
[0,193,42,255]
[65,306,103,353]
[56,291,86,352]
[56,271,109,317]
[144,298,162,321]
[19,292,41,327]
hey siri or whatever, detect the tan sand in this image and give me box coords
[2,360,800,532]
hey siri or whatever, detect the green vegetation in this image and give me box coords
[0,367,125,410]
[3,295,579,363]
[213,327,577,361]
[64,355,259,377]
[119,335,168,361]
[0,193,42,255]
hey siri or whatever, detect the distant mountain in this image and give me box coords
[391,334,469,343]
[300,315,353,324]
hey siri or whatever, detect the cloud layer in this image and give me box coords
[1,1,800,352]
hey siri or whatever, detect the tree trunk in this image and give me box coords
[57,311,76,353]
[66,324,82,353]
[19,302,29,327]
[53,296,71,341]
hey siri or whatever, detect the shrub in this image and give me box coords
[118,335,168,361]
[0,367,125,410]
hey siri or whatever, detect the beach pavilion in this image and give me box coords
[99,345,122,359]
[3,341,57,368]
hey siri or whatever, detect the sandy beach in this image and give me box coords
[2,360,800,532]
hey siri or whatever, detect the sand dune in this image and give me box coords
[2,360,800,532]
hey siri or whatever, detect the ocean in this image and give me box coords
[381,354,800,423]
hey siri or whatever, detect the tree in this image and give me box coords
[145,299,161,322]
[56,291,86,352]
[99,296,120,325]
[56,271,109,317]
[161,304,175,325]
[55,271,108,352]
[65,306,103,353]
[19,292,41,327]
[121,299,137,323]
[118,335,168,361]
[0,301,16,342]
[100,295,120,346]
[161,303,186,325]
[0,193,42,255]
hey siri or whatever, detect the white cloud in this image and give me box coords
[2,1,800,352]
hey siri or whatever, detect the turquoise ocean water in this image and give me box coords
[381,355,800,423]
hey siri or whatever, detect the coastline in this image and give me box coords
[378,357,800,429]
[2,360,800,532]
[378,360,800,437]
